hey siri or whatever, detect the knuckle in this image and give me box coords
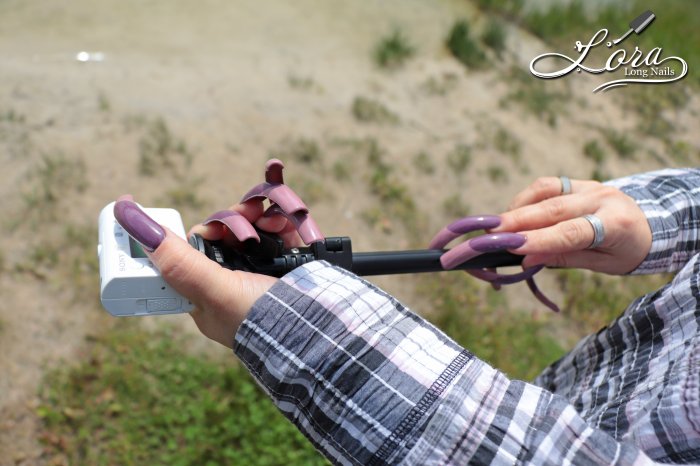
[545,197,567,219]
[551,253,570,268]
[560,221,587,247]
[158,250,201,286]
[532,177,555,195]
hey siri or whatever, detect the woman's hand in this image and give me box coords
[491,176,652,275]
[114,196,305,349]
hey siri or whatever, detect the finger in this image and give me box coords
[514,216,600,255]
[150,230,276,345]
[496,193,600,233]
[189,222,227,241]
[508,177,600,210]
[522,250,612,272]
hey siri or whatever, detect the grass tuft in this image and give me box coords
[373,29,415,69]
[351,96,400,124]
[446,20,487,69]
[447,144,473,174]
[22,153,88,220]
[481,19,507,56]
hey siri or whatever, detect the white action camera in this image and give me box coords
[98,202,194,316]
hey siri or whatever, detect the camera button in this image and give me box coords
[147,298,179,312]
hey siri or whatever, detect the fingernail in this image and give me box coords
[114,199,165,251]
[447,215,501,234]
[203,210,259,242]
[470,233,526,253]
[265,158,285,184]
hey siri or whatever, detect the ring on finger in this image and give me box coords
[582,214,605,249]
[559,176,572,195]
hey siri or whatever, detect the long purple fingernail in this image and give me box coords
[265,159,285,184]
[470,233,526,253]
[429,215,501,249]
[114,199,165,252]
[203,210,260,242]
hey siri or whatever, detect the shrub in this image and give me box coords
[373,29,415,69]
[446,20,487,69]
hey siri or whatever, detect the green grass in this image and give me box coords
[481,19,507,57]
[274,138,322,165]
[373,28,415,69]
[446,20,487,69]
[446,144,472,174]
[412,151,435,175]
[418,273,565,380]
[487,165,508,183]
[419,73,459,96]
[22,152,88,220]
[442,194,470,219]
[556,270,669,337]
[351,96,400,124]
[38,324,329,466]
[139,117,194,177]
[602,129,637,160]
[583,140,606,164]
[500,67,567,127]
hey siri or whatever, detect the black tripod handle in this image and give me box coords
[189,233,523,277]
[351,249,521,276]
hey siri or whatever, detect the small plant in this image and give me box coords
[351,96,400,124]
[0,108,26,123]
[446,20,487,69]
[666,140,696,165]
[500,67,566,127]
[276,138,322,165]
[373,28,415,69]
[97,92,111,112]
[447,144,473,174]
[287,74,318,92]
[420,73,459,96]
[493,127,521,160]
[487,165,508,183]
[332,159,351,181]
[22,152,88,218]
[442,194,470,218]
[139,117,194,177]
[602,129,637,160]
[583,140,606,164]
[474,0,524,16]
[287,176,330,205]
[412,151,435,174]
[481,19,507,56]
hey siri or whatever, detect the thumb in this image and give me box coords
[114,199,276,345]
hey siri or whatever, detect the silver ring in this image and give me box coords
[560,176,572,195]
[582,214,605,249]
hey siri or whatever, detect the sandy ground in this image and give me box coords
[0,1,698,463]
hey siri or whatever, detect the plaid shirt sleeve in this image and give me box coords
[233,261,661,465]
[606,168,700,274]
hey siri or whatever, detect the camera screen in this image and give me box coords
[128,236,149,259]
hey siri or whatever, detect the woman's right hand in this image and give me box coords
[490,176,652,275]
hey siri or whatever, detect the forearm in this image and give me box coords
[233,262,656,465]
[606,168,700,274]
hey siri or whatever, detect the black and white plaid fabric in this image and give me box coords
[234,169,700,465]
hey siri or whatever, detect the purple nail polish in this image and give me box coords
[114,200,165,252]
[203,210,259,242]
[446,215,501,234]
[470,233,526,253]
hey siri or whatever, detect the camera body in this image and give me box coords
[98,202,194,316]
